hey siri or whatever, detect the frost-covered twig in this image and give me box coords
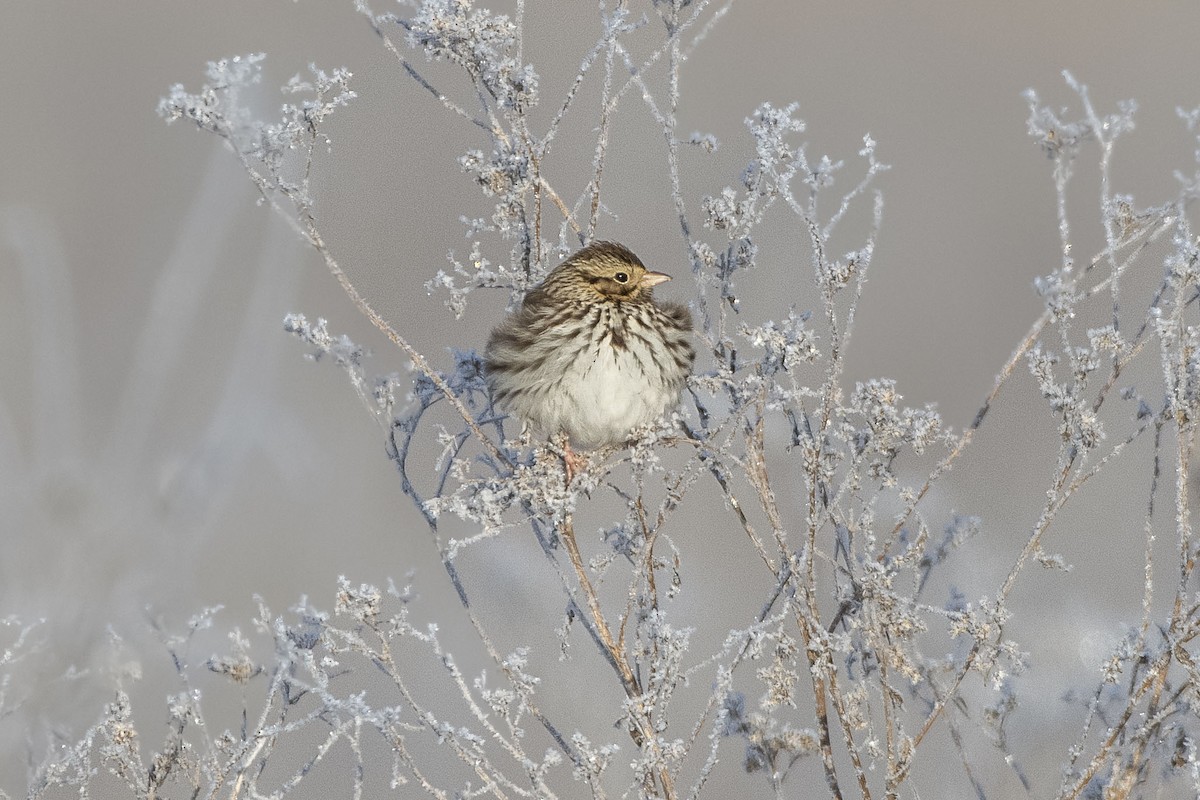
[50,4,1200,799]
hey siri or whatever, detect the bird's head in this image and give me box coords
[544,241,672,303]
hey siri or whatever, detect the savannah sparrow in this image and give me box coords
[484,241,694,451]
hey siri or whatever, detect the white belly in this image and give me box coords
[544,344,675,448]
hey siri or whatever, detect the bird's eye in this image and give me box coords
[614,272,629,283]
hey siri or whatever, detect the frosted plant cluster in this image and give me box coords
[21,2,1200,800]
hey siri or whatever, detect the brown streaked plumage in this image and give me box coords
[484,241,694,450]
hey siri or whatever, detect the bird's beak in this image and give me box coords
[640,271,672,288]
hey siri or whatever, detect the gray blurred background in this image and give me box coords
[4,1,1200,796]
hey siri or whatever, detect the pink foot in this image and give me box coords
[563,443,587,483]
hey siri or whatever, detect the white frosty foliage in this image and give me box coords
[406,0,539,112]
[159,55,355,212]
[32,8,1200,800]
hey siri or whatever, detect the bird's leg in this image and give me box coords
[557,432,586,483]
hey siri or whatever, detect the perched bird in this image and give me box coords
[484,241,694,455]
